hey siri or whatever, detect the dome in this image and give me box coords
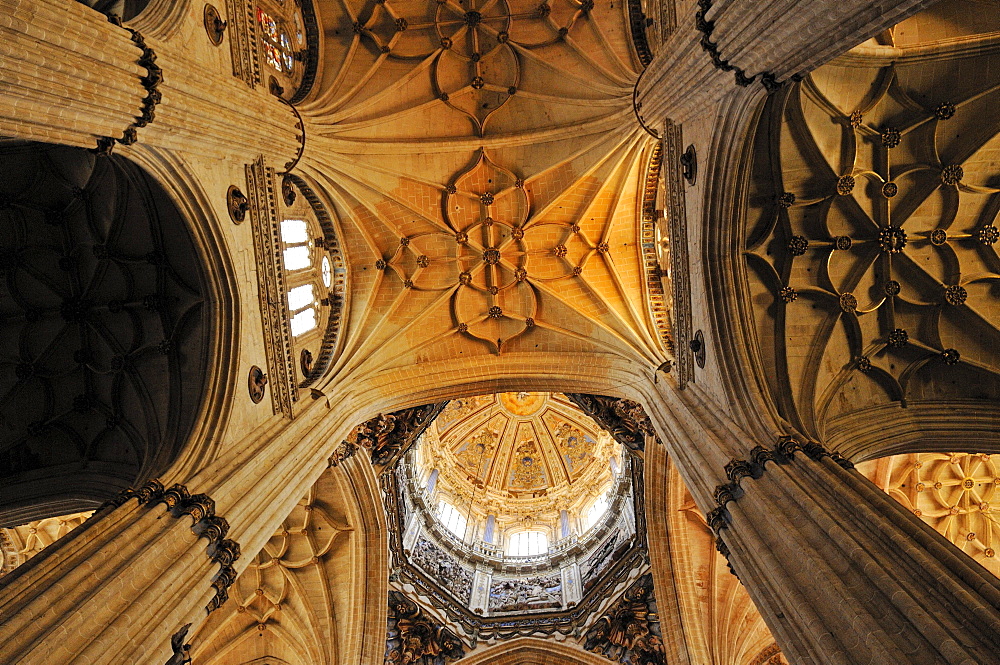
[415,392,619,540]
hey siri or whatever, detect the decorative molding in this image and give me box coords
[246,156,296,418]
[706,436,854,575]
[582,573,665,665]
[94,18,163,154]
[662,121,694,388]
[225,0,260,88]
[330,402,447,470]
[565,394,655,453]
[385,590,466,665]
[694,0,782,92]
[749,643,785,665]
[639,143,674,354]
[283,175,346,388]
[105,480,241,614]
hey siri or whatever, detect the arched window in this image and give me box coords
[507,530,548,556]
[585,492,610,530]
[438,500,467,538]
[277,177,346,388]
[255,0,312,100]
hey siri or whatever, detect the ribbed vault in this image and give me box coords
[741,8,1000,448]
[295,0,670,394]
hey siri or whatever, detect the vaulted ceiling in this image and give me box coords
[295,0,669,392]
[741,7,1000,448]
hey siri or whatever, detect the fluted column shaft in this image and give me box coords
[646,381,1000,665]
[636,0,937,124]
[0,395,356,665]
[0,0,300,164]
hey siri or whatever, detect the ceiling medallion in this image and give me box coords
[941,164,964,186]
[777,192,795,208]
[882,182,898,198]
[836,174,855,196]
[979,225,999,245]
[416,255,430,268]
[553,244,568,257]
[839,292,858,313]
[944,285,968,306]
[778,286,797,303]
[849,110,863,127]
[787,235,809,256]
[935,102,956,120]
[857,355,872,373]
[834,235,852,251]
[881,127,902,148]
[930,229,948,246]
[483,248,501,265]
[888,328,909,349]
[884,280,901,297]
[879,226,907,253]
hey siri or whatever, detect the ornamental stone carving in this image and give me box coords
[385,591,466,665]
[583,573,664,665]
[409,539,473,604]
[565,394,655,452]
[489,575,562,612]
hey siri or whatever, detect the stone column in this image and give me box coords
[0,395,352,665]
[635,0,937,124]
[646,381,1000,665]
[0,0,300,163]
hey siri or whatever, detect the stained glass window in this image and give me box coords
[257,6,295,73]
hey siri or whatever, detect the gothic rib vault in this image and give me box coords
[2,1,1000,665]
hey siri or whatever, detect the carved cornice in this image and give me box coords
[246,156,296,418]
[582,573,665,665]
[386,590,466,665]
[330,402,448,470]
[694,0,783,92]
[105,479,241,613]
[662,122,693,388]
[706,437,854,576]
[565,394,655,453]
[94,18,163,155]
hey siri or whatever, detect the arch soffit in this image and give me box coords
[119,144,241,478]
[458,637,611,665]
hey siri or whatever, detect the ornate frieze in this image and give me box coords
[409,538,474,605]
[246,156,296,418]
[583,573,665,665]
[105,480,241,613]
[488,575,562,612]
[385,591,466,665]
[565,394,655,452]
[581,532,621,587]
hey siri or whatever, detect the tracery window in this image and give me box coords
[255,0,309,99]
[507,530,547,556]
[277,177,346,388]
[438,500,467,539]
